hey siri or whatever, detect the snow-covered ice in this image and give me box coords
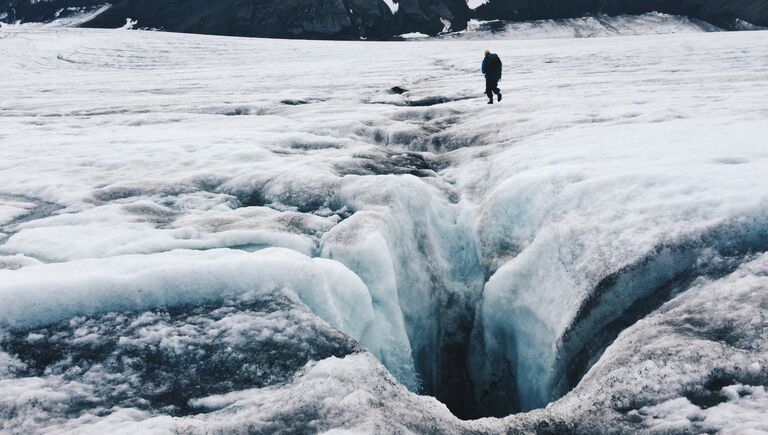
[444,13,722,40]
[1,24,767,433]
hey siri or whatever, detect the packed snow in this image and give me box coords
[1,23,767,433]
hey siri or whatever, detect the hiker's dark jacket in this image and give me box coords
[482,54,502,79]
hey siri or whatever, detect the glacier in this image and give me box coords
[1,24,768,433]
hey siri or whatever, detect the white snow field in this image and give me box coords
[441,13,722,40]
[1,25,768,434]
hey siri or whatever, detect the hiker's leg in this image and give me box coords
[493,79,502,101]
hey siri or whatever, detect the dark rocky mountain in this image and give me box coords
[0,0,469,38]
[1,0,766,39]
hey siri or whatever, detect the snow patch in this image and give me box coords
[0,4,112,29]
[381,0,398,15]
[440,18,451,33]
[121,18,137,30]
[467,0,489,10]
[399,32,429,39]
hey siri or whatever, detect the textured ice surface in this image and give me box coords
[1,25,767,432]
[444,13,721,40]
[0,291,362,433]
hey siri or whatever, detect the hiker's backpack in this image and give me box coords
[487,54,502,76]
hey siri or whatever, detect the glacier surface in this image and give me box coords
[442,13,722,40]
[1,25,768,433]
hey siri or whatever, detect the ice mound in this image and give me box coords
[0,248,377,342]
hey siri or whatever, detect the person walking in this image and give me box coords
[481,49,502,104]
